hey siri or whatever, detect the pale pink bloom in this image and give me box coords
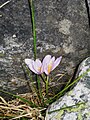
[42,55,62,75]
[25,55,62,75]
[25,58,43,74]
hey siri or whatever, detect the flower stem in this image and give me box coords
[45,68,90,104]
[28,0,37,59]
[46,76,49,95]
[37,76,45,106]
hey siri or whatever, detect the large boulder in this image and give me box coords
[87,0,90,13]
[45,57,90,120]
[0,0,90,94]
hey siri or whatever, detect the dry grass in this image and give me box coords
[0,95,44,120]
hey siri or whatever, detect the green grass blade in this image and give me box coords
[28,0,37,59]
[23,63,38,93]
[48,102,86,114]
[37,76,46,106]
[0,116,14,119]
[24,64,45,106]
[45,68,90,104]
[0,90,37,107]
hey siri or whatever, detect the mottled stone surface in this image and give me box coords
[87,0,90,12]
[87,0,90,25]
[45,57,90,120]
[0,0,90,94]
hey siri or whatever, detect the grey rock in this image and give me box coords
[87,0,90,12]
[0,0,90,94]
[45,57,90,120]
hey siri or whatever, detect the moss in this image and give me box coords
[67,90,73,96]
[55,110,64,119]
[0,53,5,57]
[54,102,88,119]
[77,112,82,120]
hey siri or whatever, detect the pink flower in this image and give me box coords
[42,55,62,75]
[25,58,43,74]
[25,55,62,75]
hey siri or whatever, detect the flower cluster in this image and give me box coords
[25,55,62,75]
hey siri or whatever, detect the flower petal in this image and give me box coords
[35,59,42,67]
[42,55,51,74]
[48,56,55,71]
[42,55,51,65]
[44,56,55,75]
[33,59,43,74]
[44,68,49,75]
[25,59,32,66]
[50,56,55,65]
[52,56,62,71]
[25,59,38,74]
